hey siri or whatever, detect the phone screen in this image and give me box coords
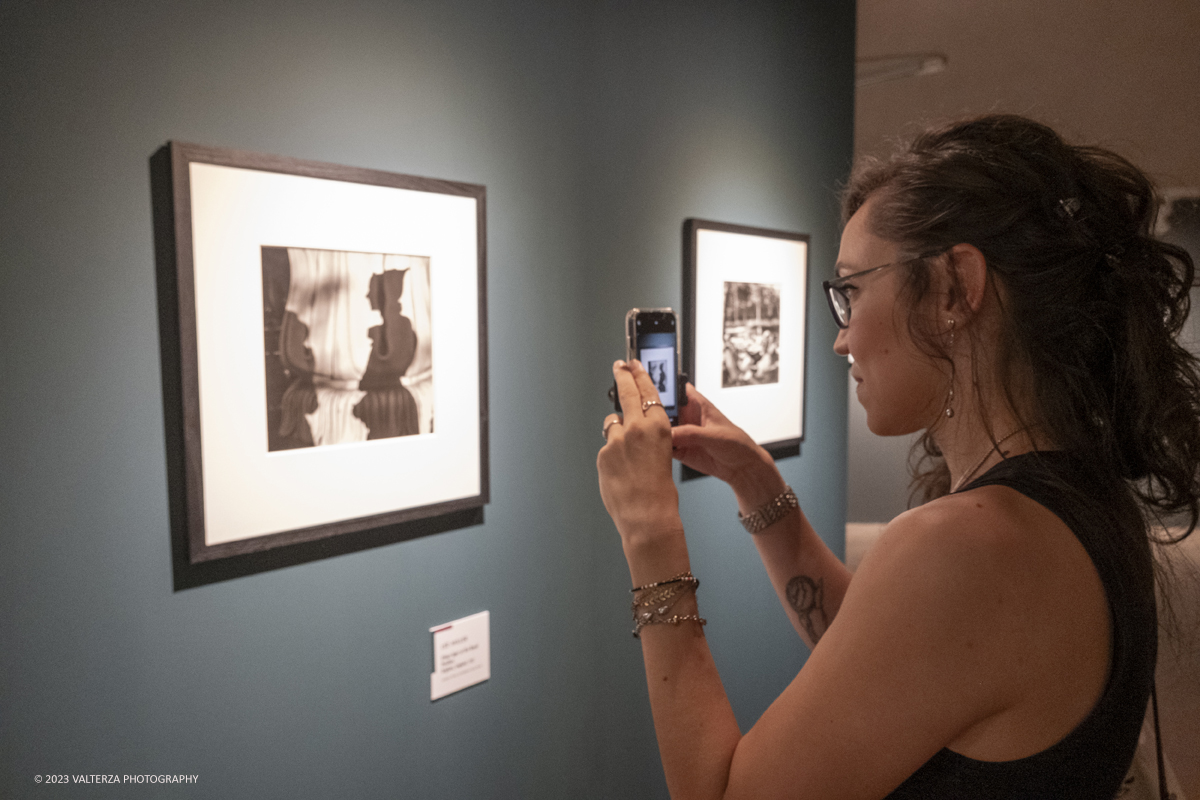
[634,312,678,422]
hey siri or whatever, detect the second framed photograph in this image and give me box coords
[683,219,808,460]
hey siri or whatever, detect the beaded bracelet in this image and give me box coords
[633,613,706,638]
[630,571,706,638]
[631,571,696,592]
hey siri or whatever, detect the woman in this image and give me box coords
[597,115,1199,799]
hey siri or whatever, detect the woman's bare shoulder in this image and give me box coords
[864,483,1082,577]
[861,488,1034,577]
[837,483,1110,758]
[844,483,1106,686]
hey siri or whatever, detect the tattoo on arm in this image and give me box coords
[785,575,829,643]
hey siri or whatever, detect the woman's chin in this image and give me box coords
[864,410,924,438]
[865,417,895,436]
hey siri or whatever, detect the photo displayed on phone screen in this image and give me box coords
[636,325,677,420]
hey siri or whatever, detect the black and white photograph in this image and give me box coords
[684,219,808,457]
[722,281,781,388]
[160,141,487,562]
[640,347,676,403]
[262,247,434,451]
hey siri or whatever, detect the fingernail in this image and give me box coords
[614,359,626,368]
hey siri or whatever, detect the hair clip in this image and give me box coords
[1101,241,1128,271]
[1057,197,1081,219]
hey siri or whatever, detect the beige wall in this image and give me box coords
[855,0,1200,187]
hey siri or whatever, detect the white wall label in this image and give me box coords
[429,610,490,701]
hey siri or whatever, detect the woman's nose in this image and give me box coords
[833,326,849,357]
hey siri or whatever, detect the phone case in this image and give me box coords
[624,307,680,364]
[612,308,687,417]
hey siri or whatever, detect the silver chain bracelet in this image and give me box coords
[737,486,799,534]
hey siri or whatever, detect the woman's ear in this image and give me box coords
[943,243,988,316]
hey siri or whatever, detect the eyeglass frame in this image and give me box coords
[821,249,946,329]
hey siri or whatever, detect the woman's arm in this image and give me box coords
[598,362,1053,799]
[598,362,742,798]
[670,384,852,647]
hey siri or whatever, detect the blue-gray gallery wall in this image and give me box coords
[0,2,854,798]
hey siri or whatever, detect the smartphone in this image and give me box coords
[624,307,683,424]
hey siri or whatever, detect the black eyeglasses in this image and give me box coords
[822,250,944,329]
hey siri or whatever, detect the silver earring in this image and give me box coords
[944,319,956,418]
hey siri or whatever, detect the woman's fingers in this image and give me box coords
[668,388,765,483]
[628,360,668,419]
[612,360,644,419]
[670,424,711,449]
[679,383,724,425]
[677,383,705,426]
[670,424,727,465]
[688,383,733,426]
[612,359,669,421]
[668,430,715,475]
[676,383,734,432]
[599,362,681,542]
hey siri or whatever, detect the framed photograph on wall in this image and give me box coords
[157,141,487,563]
[683,219,808,461]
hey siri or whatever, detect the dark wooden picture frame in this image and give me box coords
[154,141,488,569]
[683,218,808,463]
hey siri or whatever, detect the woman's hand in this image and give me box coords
[597,360,683,552]
[672,384,786,510]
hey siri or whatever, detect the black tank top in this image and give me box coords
[885,452,1157,799]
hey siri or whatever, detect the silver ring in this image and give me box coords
[641,399,663,413]
[602,418,622,440]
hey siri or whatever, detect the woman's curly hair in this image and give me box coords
[843,115,1200,543]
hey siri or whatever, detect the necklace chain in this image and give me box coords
[950,430,1026,493]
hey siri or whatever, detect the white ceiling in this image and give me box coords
[855,0,1200,189]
